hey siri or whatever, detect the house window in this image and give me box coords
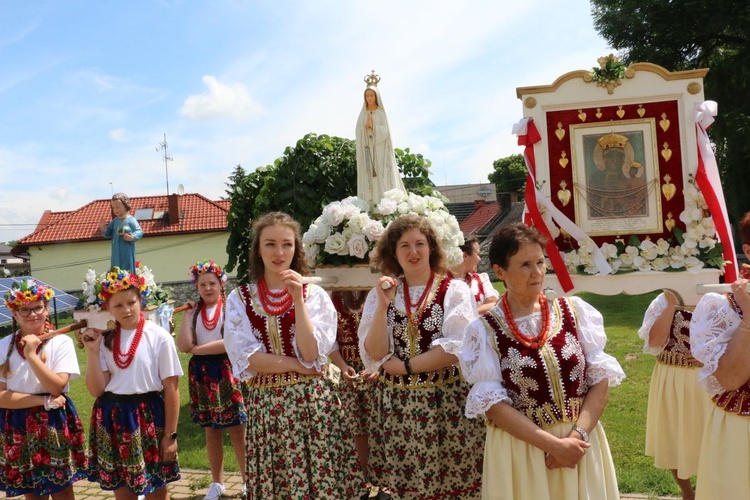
[134,208,154,221]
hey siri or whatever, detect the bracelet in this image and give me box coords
[404,358,413,376]
[572,424,590,443]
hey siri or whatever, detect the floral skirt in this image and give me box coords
[245,373,364,499]
[696,405,750,499]
[482,421,619,500]
[336,360,374,436]
[645,362,712,478]
[189,353,248,429]
[368,377,484,499]
[0,395,90,497]
[88,392,180,494]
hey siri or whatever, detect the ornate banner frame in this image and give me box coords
[570,118,662,235]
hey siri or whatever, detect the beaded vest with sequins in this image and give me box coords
[656,308,702,368]
[383,274,460,387]
[484,297,587,429]
[332,293,361,364]
[713,294,750,416]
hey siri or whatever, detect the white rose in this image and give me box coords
[342,196,370,213]
[303,243,319,267]
[408,194,427,215]
[363,220,385,241]
[376,197,398,216]
[445,247,464,267]
[347,233,369,259]
[325,203,345,226]
[396,201,410,215]
[312,223,331,243]
[382,188,407,203]
[347,213,370,233]
[324,233,347,256]
[302,226,317,245]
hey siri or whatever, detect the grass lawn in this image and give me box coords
[59,288,681,495]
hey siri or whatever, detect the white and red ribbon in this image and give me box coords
[693,101,738,282]
[513,118,612,293]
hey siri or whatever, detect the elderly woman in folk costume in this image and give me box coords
[460,223,625,499]
[223,212,363,499]
[175,260,247,500]
[689,211,750,500]
[359,214,485,499]
[0,279,89,499]
[355,71,405,207]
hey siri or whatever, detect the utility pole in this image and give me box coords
[156,133,173,196]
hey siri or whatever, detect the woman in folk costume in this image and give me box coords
[82,267,183,500]
[359,214,485,499]
[355,71,405,208]
[460,223,625,500]
[223,211,363,499]
[450,236,500,315]
[175,260,247,500]
[689,211,750,499]
[638,289,711,500]
[0,279,89,499]
[328,290,378,485]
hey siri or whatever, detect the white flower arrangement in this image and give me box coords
[303,190,465,268]
[560,181,725,275]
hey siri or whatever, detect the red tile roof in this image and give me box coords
[459,201,499,236]
[18,194,229,246]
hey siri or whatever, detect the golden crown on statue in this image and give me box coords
[597,132,629,150]
[364,69,381,87]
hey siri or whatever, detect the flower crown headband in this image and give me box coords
[98,267,147,301]
[4,279,55,310]
[189,260,227,285]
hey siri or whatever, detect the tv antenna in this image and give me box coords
[156,133,173,196]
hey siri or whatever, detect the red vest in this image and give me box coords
[656,308,702,368]
[381,274,461,388]
[713,294,750,416]
[484,297,587,429]
[465,272,487,304]
[332,293,362,364]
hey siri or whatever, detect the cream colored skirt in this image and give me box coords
[695,405,750,499]
[482,421,619,500]
[644,362,713,478]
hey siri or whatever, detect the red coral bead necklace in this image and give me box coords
[113,314,145,369]
[501,292,551,349]
[257,276,294,316]
[201,297,223,330]
[403,272,436,326]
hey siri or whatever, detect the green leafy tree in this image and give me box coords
[488,154,527,194]
[591,0,750,233]
[225,133,435,281]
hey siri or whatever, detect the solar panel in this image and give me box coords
[0,277,80,328]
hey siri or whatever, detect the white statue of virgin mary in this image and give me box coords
[355,71,406,207]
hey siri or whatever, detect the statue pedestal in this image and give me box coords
[313,264,380,290]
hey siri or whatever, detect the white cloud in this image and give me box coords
[180,76,263,121]
[109,128,128,142]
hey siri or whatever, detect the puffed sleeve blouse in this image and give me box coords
[460,295,626,419]
[224,283,337,381]
[690,292,744,395]
[637,292,670,355]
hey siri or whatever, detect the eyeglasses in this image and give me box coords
[16,305,46,317]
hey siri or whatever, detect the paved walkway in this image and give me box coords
[8,471,680,499]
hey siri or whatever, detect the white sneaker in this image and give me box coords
[204,482,226,500]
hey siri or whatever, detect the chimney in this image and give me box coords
[498,192,511,213]
[474,199,486,209]
[168,194,180,225]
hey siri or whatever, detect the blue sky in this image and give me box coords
[0,1,612,242]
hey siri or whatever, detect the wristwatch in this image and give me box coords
[169,431,178,440]
[572,425,589,443]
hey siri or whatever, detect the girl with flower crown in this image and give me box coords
[175,260,246,500]
[224,212,363,499]
[359,214,485,499]
[0,279,89,499]
[81,266,183,500]
[459,223,625,499]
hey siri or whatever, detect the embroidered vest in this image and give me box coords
[656,308,702,368]
[332,293,362,364]
[239,283,315,389]
[485,297,587,429]
[712,294,750,416]
[382,274,461,388]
